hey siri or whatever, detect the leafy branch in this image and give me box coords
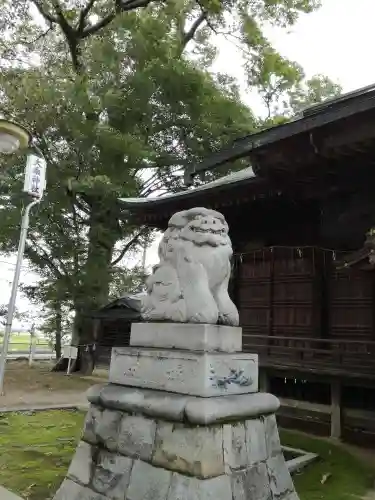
[25,235,70,280]
[180,10,208,53]
[31,0,154,72]
[110,227,148,267]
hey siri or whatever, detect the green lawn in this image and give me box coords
[0,410,85,500]
[281,430,374,500]
[8,334,30,351]
[0,411,372,500]
[4,333,50,351]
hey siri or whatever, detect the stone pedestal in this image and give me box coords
[54,323,300,500]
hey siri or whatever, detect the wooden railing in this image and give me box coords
[242,334,375,378]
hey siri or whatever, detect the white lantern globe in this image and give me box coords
[0,119,31,154]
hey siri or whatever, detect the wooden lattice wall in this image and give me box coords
[237,246,375,370]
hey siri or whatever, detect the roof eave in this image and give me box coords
[186,87,375,180]
[119,173,264,213]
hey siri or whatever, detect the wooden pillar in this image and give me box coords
[259,368,270,393]
[330,378,342,439]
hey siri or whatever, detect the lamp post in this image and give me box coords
[0,119,47,395]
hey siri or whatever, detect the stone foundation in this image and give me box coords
[55,396,297,500]
[53,324,300,500]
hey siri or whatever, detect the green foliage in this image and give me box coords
[0,1,256,338]
[39,312,71,354]
[288,74,343,114]
[109,265,148,299]
[0,304,26,328]
[0,0,339,354]
[247,44,304,117]
[255,72,342,126]
[23,279,73,355]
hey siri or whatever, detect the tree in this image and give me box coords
[0,1,321,73]
[246,45,342,121]
[0,0,332,372]
[288,74,342,114]
[0,2,255,371]
[0,304,26,330]
[0,305,7,329]
[22,279,72,359]
[39,304,72,359]
[109,265,148,299]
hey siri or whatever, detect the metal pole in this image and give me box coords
[141,241,147,274]
[0,198,40,395]
[28,322,36,367]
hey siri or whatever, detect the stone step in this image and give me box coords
[0,486,23,500]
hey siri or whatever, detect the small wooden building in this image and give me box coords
[92,294,142,367]
[119,85,375,447]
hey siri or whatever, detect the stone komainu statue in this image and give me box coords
[141,207,239,326]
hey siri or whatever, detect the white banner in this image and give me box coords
[23,154,47,198]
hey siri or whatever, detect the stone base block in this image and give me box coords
[109,347,258,397]
[54,406,298,500]
[130,322,242,352]
[53,379,299,500]
[57,463,297,500]
[81,406,286,478]
[54,479,107,499]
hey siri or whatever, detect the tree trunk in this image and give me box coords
[72,310,96,374]
[55,303,62,360]
[72,201,120,374]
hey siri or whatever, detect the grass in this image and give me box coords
[281,430,374,500]
[4,361,107,394]
[2,333,30,351]
[4,333,51,352]
[0,410,372,500]
[0,410,85,500]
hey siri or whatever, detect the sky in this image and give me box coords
[2,0,375,329]
[213,0,375,108]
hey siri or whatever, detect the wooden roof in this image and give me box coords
[119,83,375,227]
[91,294,142,319]
[184,82,375,179]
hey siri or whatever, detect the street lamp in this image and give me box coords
[0,118,47,395]
[0,119,30,154]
